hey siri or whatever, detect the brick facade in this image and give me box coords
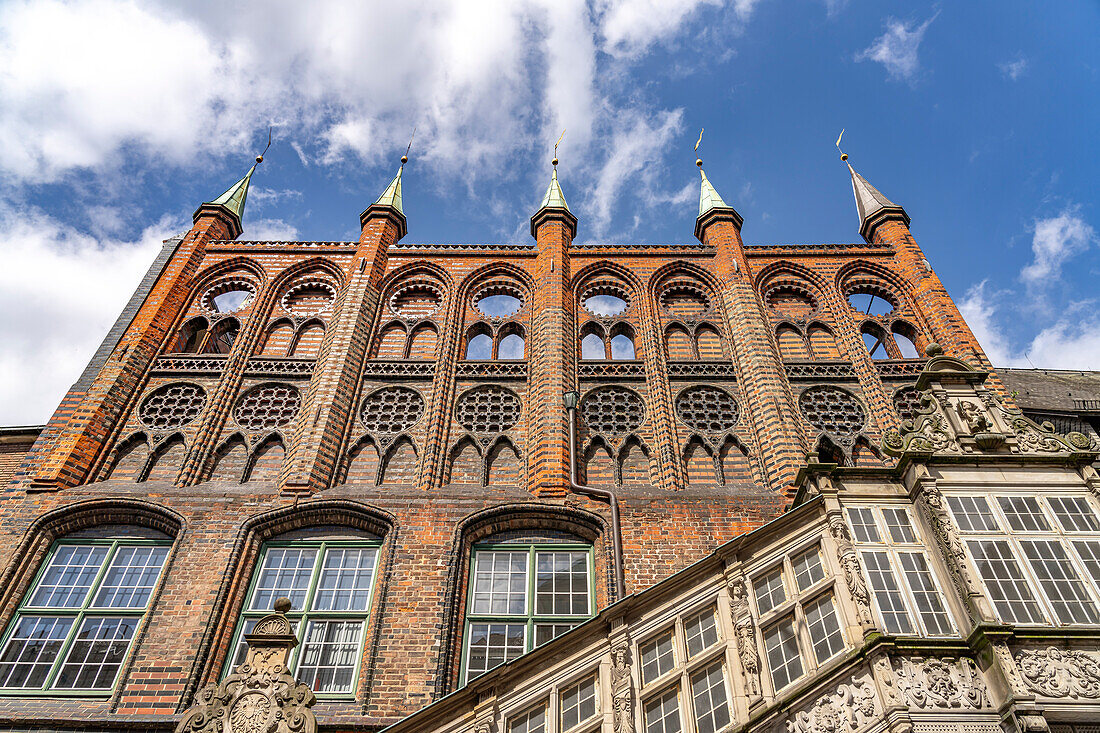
[0,163,1005,730]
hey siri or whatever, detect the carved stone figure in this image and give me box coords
[829,515,873,628]
[1016,647,1100,699]
[916,480,977,602]
[609,637,634,733]
[727,576,761,698]
[786,681,876,733]
[955,400,991,433]
[176,598,317,733]
[895,657,988,709]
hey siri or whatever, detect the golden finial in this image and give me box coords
[835,128,848,161]
[552,129,565,168]
[402,127,415,166]
[255,126,272,165]
[694,127,704,167]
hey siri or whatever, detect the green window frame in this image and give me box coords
[0,538,171,695]
[462,543,594,685]
[224,540,380,698]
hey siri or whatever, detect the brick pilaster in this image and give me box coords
[282,208,402,493]
[637,292,686,490]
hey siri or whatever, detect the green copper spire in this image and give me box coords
[539,167,570,211]
[204,164,255,222]
[697,167,729,219]
[374,163,404,214]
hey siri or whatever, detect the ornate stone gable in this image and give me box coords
[176,599,317,733]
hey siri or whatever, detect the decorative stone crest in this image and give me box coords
[727,576,761,698]
[828,515,873,629]
[895,657,988,709]
[176,598,316,733]
[1016,647,1100,699]
[785,681,877,733]
[610,635,634,733]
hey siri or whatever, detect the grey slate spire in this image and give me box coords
[847,162,910,241]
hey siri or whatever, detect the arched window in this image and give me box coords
[462,539,593,683]
[0,533,170,691]
[498,333,525,360]
[847,291,895,316]
[290,322,325,358]
[665,326,694,360]
[777,326,810,360]
[581,332,606,360]
[374,323,406,359]
[224,532,381,694]
[203,319,239,355]
[172,317,209,354]
[861,325,890,360]
[892,324,920,359]
[466,333,493,360]
[262,321,295,356]
[408,324,438,359]
[609,334,635,360]
[695,325,725,360]
[807,324,841,359]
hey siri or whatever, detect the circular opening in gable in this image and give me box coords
[475,293,523,318]
[202,280,256,314]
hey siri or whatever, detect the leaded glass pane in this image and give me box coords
[644,688,681,733]
[313,547,378,612]
[690,662,730,733]
[792,547,825,591]
[472,551,528,616]
[92,546,169,609]
[466,622,525,681]
[882,508,917,543]
[54,616,136,689]
[946,496,1000,532]
[1048,497,1100,533]
[860,551,915,634]
[684,608,720,659]
[898,553,953,635]
[847,508,881,543]
[250,548,318,611]
[534,551,589,616]
[1020,540,1100,624]
[29,545,109,608]
[753,568,785,615]
[997,497,1051,532]
[534,623,579,647]
[0,616,73,688]
[1073,540,1100,587]
[968,540,1046,624]
[639,631,676,684]
[510,705,546,733]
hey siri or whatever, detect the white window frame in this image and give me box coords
[748,539,848,693]
[946,493,1100,626]
[844,504,955,637]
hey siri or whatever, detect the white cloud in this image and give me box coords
[0,206,177,423]
[959,281,1100,370]
[1020,207,1095,288]
[856,13,938,82]
[243,218,299,240]
[999,57,1028,81]
[598,0,723,58]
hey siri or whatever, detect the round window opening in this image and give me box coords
[234,383,302,432]
[581,386,645,436]
[139,382,206,430]
[361,387,425,434]
[391,284,442,318]
[202,280,256,314]
[847,290,895,317]
[798,386,866,437]
[583,293,628,317]
[476,293,523,318]
[455,386,522,434]
[676,386,739,434]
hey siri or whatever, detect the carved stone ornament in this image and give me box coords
[1016,647,1100,699]
[727,577,761,698]
[609,636,634,733]
[870,653,902,708]
[915,478,979,600]
[828,515,873,628]
[895,656,988,709]
[882,388,960,456]
[992,642,1028,697]
[785,681,877,733]
[176,598,317,733]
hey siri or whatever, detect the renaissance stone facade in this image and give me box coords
[1,152,1098,733]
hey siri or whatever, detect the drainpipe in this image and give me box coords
[564,391,626,600]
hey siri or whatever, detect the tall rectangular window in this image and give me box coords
[689,661,730,733]
[0,540,169,692]
[463,544,592,684]
[845,505,954,637]
[228,542,379,696]
[763,617,802,690]
[948,493,1100,627]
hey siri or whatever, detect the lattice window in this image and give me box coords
[892,386,923,423]
[455,386,522,434]
[360,387,425,434]
[234,383,302,431]
[581,386,644,436]
[798,386,866,436]
[138,383,206,430]
[676,386,739,433]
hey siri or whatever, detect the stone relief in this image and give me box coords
[176,599,316,733]
[828,515,874,629]
[727,577,761,697]
[914,472,979,603]
[1016,647,1100,699]
[785,681,877,733]
[882,388,959,456]
[955,399,992,433]
[894,657,988,709]
[870,653,902,708]
[610,636,634,733]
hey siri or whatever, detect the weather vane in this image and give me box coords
[695,127,705,168]
[256,126,272,165]
[553,129,565,167]
[402,127,415,166]
[835,128,848,161]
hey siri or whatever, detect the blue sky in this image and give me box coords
[0,0,1097,424]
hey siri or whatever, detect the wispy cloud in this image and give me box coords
[998,56,1028,81]
[856,13,938,82]
[1020,206,1095,290]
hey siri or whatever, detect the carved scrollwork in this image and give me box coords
[915,477,978,601]
[882,388,959,455]
[1016,647,1100,699]
[785,681,877,733]
[895,657,988,709]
